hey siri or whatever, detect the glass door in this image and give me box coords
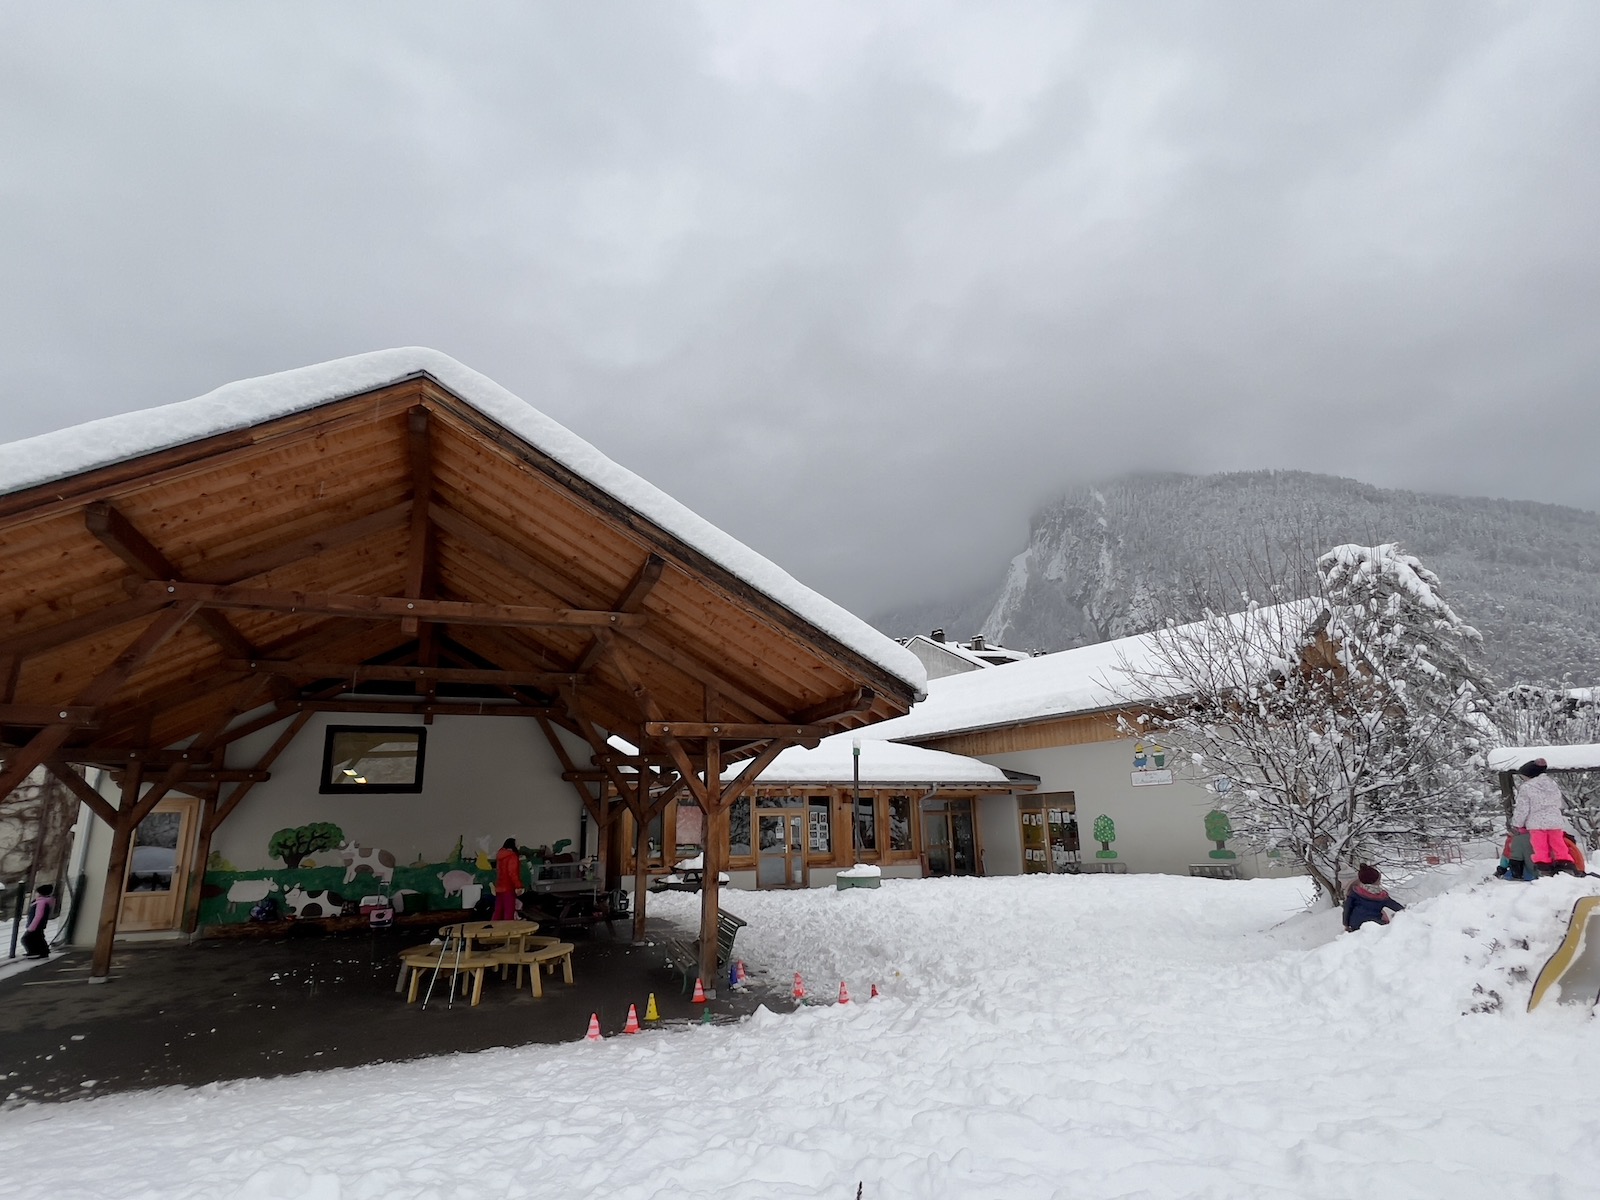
[119,798,198,932]
[924,810,952,876]
[756,812,805,888]
[950,807,978,876]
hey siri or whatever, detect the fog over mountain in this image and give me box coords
[872,471,1600,687]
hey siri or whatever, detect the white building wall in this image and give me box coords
[212,713,581,871]
[977,794,1024,876]
[70,712,582,946]
[970,738,1229,877]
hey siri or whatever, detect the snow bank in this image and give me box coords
[1488,744,1600,772]
[7,868,1600,1198]
[0,348,924,695]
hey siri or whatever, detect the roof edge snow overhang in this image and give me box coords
[0,349,925,708]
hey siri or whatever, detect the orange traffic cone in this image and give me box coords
[870,983,880,999]
[644,992,661,1022]
[793,972,806,1000]
[585,1013,602,1042]
[736,960,748,985]
[623,1003,641,1034]
[838,980,851,1004]
[692,977,707,1004]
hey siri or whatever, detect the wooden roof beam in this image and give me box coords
[228,659,585,689]
[183,501,411,586]
[86,502,258,659]
[138,581,645,630]
[0,603,199,807]
[0,594,171,660]
[400,407,435,639]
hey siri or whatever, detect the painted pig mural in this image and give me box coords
[438,869,476,897]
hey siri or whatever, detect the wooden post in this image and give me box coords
[90,764,142,980]
[633,805,651,945]
[181,785,220,933]
[697,737,722,997]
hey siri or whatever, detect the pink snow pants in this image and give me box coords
[492,889,518,920]
[1529,829,1573,865]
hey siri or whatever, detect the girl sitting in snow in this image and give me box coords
[1342,864,1404,933]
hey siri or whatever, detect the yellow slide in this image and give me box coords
[1528,895,1600,1011]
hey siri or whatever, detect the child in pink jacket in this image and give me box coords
[21,883,55,959]
[1512,758,1576,876]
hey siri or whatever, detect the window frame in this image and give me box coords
[318,724,429,795]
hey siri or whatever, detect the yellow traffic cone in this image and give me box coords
[644,992,661,1022]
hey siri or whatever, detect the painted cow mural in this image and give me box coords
[337,842,396,887]
[282,886,347,920]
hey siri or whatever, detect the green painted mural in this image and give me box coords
[1092,814,1118,860]
[1204,810,1237,860]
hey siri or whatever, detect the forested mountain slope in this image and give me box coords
[873,471,1600,686]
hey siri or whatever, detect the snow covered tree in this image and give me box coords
[1492,685,1600,847]
[1119,544,1496,904]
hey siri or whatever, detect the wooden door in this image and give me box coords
[756,812,806,888]
[119,798,199,932]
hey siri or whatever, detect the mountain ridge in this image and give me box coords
[871,470,1600,687]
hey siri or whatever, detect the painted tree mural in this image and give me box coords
[1092,814,1118,859]
[1204,809,1236,859]
[268,822,345,870]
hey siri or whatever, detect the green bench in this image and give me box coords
[664,909,748,993]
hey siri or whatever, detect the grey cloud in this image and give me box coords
[1,1,1595,617]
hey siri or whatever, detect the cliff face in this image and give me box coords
[879,471,1600,687]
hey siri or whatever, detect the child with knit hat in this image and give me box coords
[1511,758,1577,876]
[1342,864,1405,933]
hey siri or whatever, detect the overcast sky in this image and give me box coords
[2,2,1596,617]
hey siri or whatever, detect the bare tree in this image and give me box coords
[1119,544,1496,904]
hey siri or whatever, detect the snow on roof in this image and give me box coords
[722,732,1025,787]
[866,601,1318,743]
[1487,745,1600,773]
[0,348,924,694]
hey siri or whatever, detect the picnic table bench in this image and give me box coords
[664,909,747,992]
[1188,863,1240,880]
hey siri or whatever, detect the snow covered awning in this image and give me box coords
[722,732,1034,789]
[1488,745,1600,773]
[865,600,1320,743]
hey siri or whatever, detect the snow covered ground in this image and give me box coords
[4,866,1600,1198]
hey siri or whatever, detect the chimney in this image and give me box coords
[969,635,986,652]
[931,628,945,642]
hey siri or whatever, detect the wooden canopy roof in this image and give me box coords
[0,350,924,800]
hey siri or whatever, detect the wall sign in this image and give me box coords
[1130,770,1173,787]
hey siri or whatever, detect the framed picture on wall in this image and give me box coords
[319,726,427,794]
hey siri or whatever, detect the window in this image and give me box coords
[808,796,831,855]
[729,797,752,857]
[888,795,913,852]
[319,726,426,794]
[854,794,877,852]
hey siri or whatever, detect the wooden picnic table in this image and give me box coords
[437,919,542,951]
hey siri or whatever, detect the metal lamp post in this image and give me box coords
[852,738,861,858]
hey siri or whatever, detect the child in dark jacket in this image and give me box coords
[1343,864,1404,932]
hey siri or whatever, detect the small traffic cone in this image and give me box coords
[838,980,851,1004]
[622,1003,641,1035]
[644,992,661,1023]
[729,962,739,989]
[793,972,806,1001]
[736,960,748,985]
[584,1013,602,1042]
[701,1007,713,1025]
[691,977,707,1004]
[870,983,880,999]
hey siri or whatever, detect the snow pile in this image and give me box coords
[6,869,1600,1198]
[0,348,924,695]
[835,863,881,879]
